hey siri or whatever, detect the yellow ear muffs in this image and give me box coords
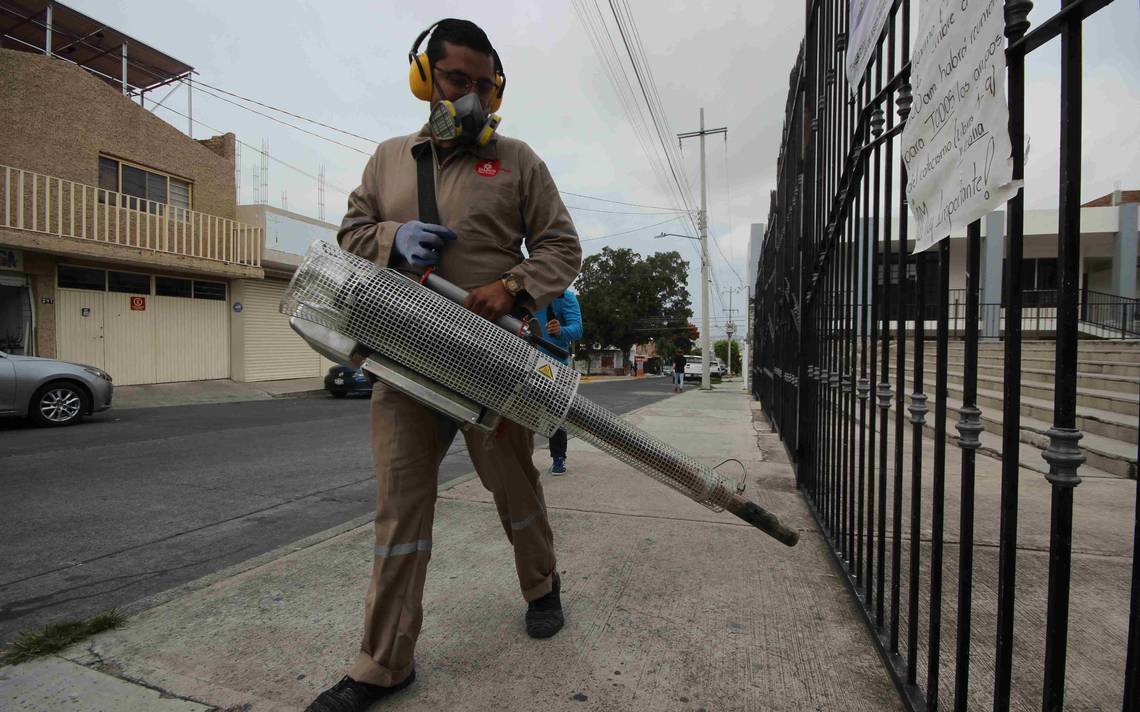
[409,52,433,101]
[488,74,504,112]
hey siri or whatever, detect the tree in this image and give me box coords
[575,247,693,369]
[713,339,742,374]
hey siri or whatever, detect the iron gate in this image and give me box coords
[751,0,1137,710]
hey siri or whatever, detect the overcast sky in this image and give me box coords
[68,1,1139,341]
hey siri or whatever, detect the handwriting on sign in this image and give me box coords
[900,0,1019,253]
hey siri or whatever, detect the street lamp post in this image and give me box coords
[655,230,711,387]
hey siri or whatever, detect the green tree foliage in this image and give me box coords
[574,247,693,367]
[713,339,742,374]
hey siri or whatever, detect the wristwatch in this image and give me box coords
[500,273,525,297]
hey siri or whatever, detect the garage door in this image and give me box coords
[56,267,229,385]
[153,293,229,382]
[232,279,330,381]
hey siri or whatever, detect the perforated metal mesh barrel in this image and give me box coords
[281,242,798,542]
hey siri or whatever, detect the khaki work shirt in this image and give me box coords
[337,126,582,310]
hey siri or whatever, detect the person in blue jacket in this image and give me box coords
[540,289,583,474]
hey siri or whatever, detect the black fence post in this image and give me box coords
[954,221,985,712]
[1041,3,1087,710]
[992,2,1032,709]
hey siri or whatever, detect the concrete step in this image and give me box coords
[966,381,1136,444]
[971,364,1139,393]
[898,366,1140,417]
[832,371,1139,445]
[939,347,1140,365]
[911,354,1140,379]
[851,346,1140,376]
[860,339,1140,352]
[846,401,1127,480]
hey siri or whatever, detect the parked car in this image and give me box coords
[325,364,373,398]
[682,355,723,382]
[0,351,113,426]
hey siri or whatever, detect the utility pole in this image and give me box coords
[722,286,742,377]
[678,108,727,391]
[743,285,753,393]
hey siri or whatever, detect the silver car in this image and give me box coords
[0,351,113,426]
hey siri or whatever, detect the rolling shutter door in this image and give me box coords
[233,279,324,381]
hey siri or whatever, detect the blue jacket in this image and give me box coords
[539,290,582,363]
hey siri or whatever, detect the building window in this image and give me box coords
[155,276,193,298]
[1004,258,1059,306]
[97,156,192,214]
[107,271,151,295]
[193,281,226,301]
[58,265,106,291]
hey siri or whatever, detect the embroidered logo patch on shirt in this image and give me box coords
[475,159,500,177]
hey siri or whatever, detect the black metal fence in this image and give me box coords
[751,1,1137,710]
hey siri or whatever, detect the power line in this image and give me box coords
[573,0,708,312]
[566,204,683,215]
[559,190,688,211]
[150,101,356,196]
[580,215,685,242]
[609,0,700,232]
[188,79,381,144]
[187,81,372,156]
[572,0,692,225]
[192,81,699,217]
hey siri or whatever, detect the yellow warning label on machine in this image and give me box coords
[535,363,555,381]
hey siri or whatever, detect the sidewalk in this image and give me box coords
[112,377,325,409]
[2,388,903,711]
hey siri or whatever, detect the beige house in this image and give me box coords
[0,3,338,386]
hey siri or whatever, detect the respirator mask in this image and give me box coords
[429,92,502,147]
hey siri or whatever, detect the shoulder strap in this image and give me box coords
[415,148,440,224]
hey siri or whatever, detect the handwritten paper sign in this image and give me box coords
[846,0,894,91]
[900,0,1019,252]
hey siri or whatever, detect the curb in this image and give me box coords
[267,388,328,399]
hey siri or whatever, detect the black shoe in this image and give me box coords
[526,572,564,639]
[305,670,415,712]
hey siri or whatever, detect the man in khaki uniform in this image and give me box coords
[307,18,581,712]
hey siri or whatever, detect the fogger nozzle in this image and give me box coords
[281,242,797,546]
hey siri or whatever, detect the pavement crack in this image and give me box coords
[76,645,216,708]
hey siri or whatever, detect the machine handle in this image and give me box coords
[420,272,571,360]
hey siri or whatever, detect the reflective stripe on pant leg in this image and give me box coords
[510,507,545,531]
[463,421,556,602]
[375,539,433,557]
[351,383,456,689]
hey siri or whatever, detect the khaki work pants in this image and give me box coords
[348,383,557,687]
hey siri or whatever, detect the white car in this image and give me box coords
[682,355,722,382]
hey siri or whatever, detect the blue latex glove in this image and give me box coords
[394,220,457,267]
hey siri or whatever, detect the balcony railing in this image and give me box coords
[0,164,261,268]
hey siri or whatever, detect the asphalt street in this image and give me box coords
[0,376,679,645]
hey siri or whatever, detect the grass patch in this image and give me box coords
[1,609,125,666]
